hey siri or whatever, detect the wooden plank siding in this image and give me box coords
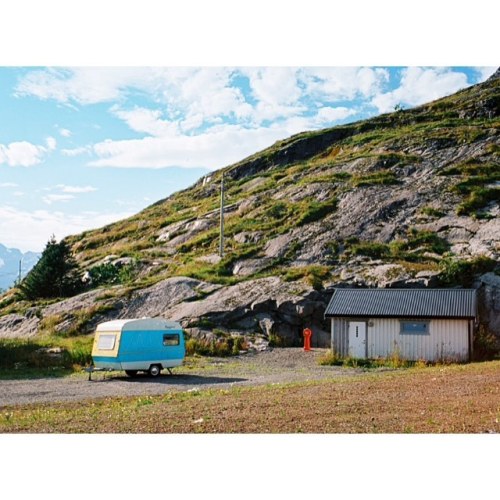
[331,317,470,361]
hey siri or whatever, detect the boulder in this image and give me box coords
[233,258,272,276]
[233,231,263,244]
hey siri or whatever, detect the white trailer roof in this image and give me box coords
[96,318,182,332]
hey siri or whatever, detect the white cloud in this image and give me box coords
[89,125,287,170]
[56,184,98,194]
[42,194,75,204]
[15,67,159,105]
[171,67,249,124]
[371,67,469,113]
[315,106,357,123]
[0,205,134,252]
[0,182,19,188]
[111,106,179,137]
[474,67,497,82]
[0,140,53,167]
[61,146,92,157]
[59,128,72,137]
[46,136,57,150]
[300,67,389,101]
[13,66,487,173]
[245,67,302,105]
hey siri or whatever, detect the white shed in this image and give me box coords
[325,288,477,362]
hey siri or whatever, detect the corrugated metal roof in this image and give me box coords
[325,288,477,319]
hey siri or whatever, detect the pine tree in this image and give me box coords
[17,236,82,300]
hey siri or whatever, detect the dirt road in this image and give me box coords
[1,348,357,406]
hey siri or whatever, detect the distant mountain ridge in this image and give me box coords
[0,244,40,291]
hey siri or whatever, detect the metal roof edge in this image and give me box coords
[324,314,477,319]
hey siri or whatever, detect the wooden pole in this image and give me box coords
[219,173,225,258]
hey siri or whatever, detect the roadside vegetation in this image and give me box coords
[0,336,93,379]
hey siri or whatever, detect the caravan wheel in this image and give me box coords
[148,364,162,377]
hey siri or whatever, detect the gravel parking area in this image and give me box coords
[0,348,359,407]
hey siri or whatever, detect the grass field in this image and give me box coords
[1,360,499,433]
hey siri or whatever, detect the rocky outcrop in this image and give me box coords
[0,313,39,339]
[476,272,500,337]
[118,277,221,318]
[0,275,330,347]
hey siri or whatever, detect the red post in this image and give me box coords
[303,328,312,351]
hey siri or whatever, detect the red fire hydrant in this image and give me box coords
[303,328,312,351]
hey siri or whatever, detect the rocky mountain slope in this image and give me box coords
[1,69,499,347]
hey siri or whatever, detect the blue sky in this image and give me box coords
[0,66,496,252]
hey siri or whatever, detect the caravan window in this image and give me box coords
[98,334,116,350]
[163,334,180,346]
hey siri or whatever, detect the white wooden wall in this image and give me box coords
[367,318,470,362]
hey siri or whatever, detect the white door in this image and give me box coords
[348,321,366,358]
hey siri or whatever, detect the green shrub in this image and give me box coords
[63,340,93,366]
[296,199,338,226]
[283,265,330,290]
[420,206,445,218]
[473,324,499,361]
[457,187,500,216]
[88,263,120,286]
[185,336,244,357]
[439,255,497,287]
[232,336,247,355]
[264,202,289,220]
[0,337,92,371]
[268,334,288,347]
[17,236,82,300]
[350,242,391,259]
[318,350,343,366]
[404,228,449,254]
[351,170,399,187]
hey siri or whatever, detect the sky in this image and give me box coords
[0,65,496,252]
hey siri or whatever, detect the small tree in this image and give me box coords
[17,235,82,300]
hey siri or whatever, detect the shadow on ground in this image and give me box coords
[93,374,248,386]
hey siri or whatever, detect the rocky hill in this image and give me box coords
[1,69,499,348]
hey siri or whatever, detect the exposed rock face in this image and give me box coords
[166,276,326,343]
[476,273,500,337]
[0,275,330,347]
[119,277,222,318]
[0,313,39,339]
[233,258,272,276]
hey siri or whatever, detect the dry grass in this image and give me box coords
[1,361,499,433]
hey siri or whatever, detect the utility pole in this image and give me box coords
[219,172,225,258]
[18,259,22,285]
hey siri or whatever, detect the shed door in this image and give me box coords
[348,322,366,358]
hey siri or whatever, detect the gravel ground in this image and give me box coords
[0,348,362,407]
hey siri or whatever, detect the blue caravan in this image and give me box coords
[91,318,185,377]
